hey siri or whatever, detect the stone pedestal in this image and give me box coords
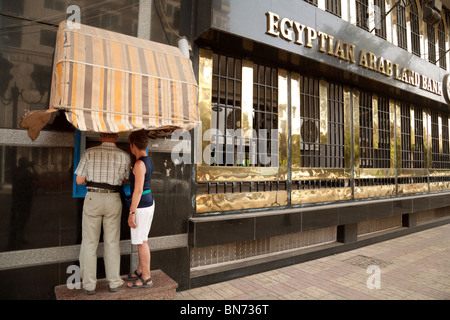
[55,269,177,300]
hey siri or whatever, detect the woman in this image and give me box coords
[126,129,155,289]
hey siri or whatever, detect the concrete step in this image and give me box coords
[55,269,178,300]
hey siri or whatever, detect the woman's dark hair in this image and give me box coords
[129,130,148,151]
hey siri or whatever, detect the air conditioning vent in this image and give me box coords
[423,0,442,26]
[431,0,442,12]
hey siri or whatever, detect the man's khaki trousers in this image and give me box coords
[79,191,123,291]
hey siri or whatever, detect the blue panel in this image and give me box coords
[73,130,87,198]
[123,183,130,197]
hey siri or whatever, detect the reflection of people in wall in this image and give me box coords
[8,157,36,250]
[75,133,131,295]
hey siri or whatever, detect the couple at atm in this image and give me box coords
[74,130,154,295]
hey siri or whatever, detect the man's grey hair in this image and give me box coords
[99,133,118,139]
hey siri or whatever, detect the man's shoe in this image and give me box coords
[83,288,96,295]
[109,283,123,293]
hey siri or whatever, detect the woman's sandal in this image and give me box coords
[128,276,153,289]
[125,270,142,281]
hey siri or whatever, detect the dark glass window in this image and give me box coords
[438,21,446,70]
[326,0,341,17]
[0,146,79,252]
[211,53,242,166]
[0,0,25,15]
[326,82,345,168]
[210,52,279,167]
[252,63,279,167]
[356,0,369,31]
[0,0,143,253]
[410,1,421,57]
[400,104,412,168]
[299,76,320,167]
[396,1,407,50]
[412,107,425,169]
[427,24,437,64]
[304,0,318,6]
[401,104,424,169]
[431,111,450,169]
[39,29,57,47]
[374,0,386,39]
[0,0,140,130]
[295,76,345,168]
[43,0,65,11]
[359,92,390,168]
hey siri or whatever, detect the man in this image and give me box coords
[75,133,131,294]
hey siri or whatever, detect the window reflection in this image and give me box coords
[0,0,140,130]
[0,0,184,252]
[0,146,76,252]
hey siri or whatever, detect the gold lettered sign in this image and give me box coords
[265,11,443,98]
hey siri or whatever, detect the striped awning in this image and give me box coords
[20,21,199,141]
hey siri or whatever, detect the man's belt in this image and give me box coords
[86,181,121,192]
[87,188,119,194]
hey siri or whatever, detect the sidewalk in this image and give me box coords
[175,223,450,300]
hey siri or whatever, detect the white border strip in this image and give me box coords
[0,129,74,147]
[0,234,188,270]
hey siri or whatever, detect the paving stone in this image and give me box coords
[176,224,450,300]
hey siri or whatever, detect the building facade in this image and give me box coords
[1,0,450,299]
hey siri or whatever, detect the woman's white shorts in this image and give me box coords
[130,202,155,245]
